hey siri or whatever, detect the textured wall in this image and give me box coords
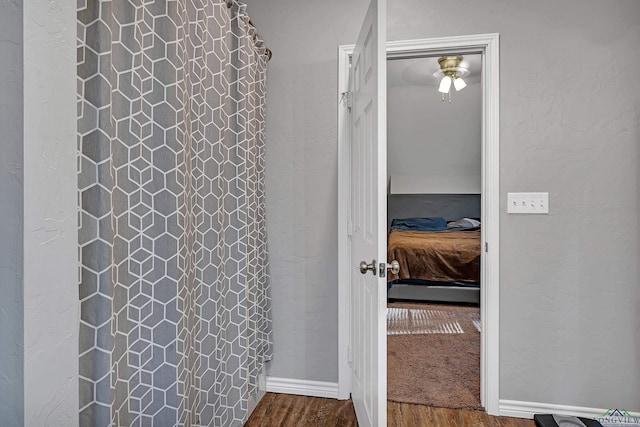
[240,0,369,381]
[0,0,24,425]
[388,75,481,191]
[386,0,640,408]
[244,0,640,409]
[23,0,78,425]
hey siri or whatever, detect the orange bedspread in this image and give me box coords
[387,228,480,283]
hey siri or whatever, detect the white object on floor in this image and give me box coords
[387,307,464,335]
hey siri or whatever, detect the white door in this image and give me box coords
[349,0,387,426]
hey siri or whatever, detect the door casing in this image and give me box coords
[337,33,501,415]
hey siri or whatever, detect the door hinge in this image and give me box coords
[341,91,353,109]
[347,219,353,236]
[485,241,489,252]
[347,346,353,364]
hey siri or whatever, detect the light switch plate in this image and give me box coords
[507,192,549,214]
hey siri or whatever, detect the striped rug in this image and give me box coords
[387,306,480,335]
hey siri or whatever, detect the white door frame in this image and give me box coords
[337,33,500,415]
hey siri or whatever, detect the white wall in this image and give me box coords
[23,0,78,425]
[0,0,24,424]
[244,0,640,410]
[388,63,481,194]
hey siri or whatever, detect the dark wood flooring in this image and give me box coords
[246,393,536,426]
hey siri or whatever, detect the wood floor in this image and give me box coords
[246,393,536,426]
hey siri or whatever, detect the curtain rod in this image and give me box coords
[226,0,272,61]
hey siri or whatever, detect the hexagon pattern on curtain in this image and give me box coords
[77,1,271,425]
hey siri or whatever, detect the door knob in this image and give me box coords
[387,260,400,275]
[359,259,377,275]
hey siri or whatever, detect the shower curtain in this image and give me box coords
[77,1,271,426]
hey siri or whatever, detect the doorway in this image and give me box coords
[386,52,482,409]
[337,34,500,415]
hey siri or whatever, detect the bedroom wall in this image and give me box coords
[387,68,481,193]
[0,0,24,425]
[244,0,640,410]
[387,75,482,227]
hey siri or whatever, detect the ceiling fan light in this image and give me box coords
[454,76,467,91]
[438,76,452,93]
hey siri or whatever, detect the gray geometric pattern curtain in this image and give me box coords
[77,1,271,425]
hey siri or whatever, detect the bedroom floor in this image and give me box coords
[387,301,481,410]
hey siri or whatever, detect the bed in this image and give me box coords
[386,217,481,304]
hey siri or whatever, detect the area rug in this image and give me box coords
[387,302,483,411]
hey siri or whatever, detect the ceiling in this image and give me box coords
[387,53,482,87]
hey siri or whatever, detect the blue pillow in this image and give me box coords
[390,217,447,231]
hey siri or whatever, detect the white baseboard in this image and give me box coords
[265,377,339,399]
[500,399,640,420]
